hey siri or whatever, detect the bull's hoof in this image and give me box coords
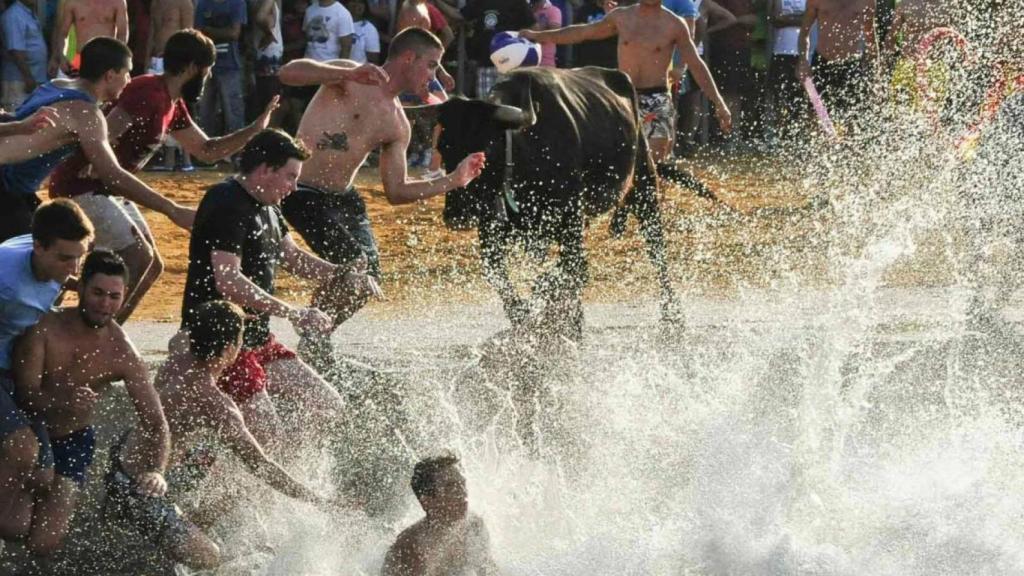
[505,298,532,326]
[609,208,629,238]
[659,298,685,327]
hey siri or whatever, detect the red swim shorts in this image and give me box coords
[216,334,297,403]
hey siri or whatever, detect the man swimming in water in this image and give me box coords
[106,300,345,570]
[11,250,170,556]
[382,454,499,576]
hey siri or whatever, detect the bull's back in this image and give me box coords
[497,68,641,215]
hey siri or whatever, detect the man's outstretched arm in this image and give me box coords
[519,12,616,45]
[674,24,731,132]
[278,58,388,87]
[171,96,280,163]
[378,132,485,205]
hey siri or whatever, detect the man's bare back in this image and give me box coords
[296,65,407,193]
[806,0,875,61]
[150,0,195,57]
[31,309,140,438]
[608,3,689,90]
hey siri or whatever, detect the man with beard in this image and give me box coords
[10,250,170,556]
[49,29,280,322]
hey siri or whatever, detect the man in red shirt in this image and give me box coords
[49,29,279,322]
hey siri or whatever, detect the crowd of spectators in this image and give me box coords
[0,0,904,165]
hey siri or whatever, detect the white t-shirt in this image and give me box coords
[773,0,806,56]
[303,1,355,61]
[350,20,380,63]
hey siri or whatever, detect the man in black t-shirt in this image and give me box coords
[461,0,535,96]
[181,129,345,447]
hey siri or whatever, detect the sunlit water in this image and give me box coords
[7,5,1024,575]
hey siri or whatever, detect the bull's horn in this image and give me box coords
[493,104,529,126]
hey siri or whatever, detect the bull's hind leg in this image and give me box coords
[631,178,682,325]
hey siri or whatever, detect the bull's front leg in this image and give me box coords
[630,180,682,325]
[479,218,530,325]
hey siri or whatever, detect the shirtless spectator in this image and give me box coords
[106,301,344,571]
[519,0,731,168]
[180,129,347,448]
[11,250,170,556]
[797,0,879,121]
[0,37,194,244]
[397,0,454,49]
[0,200,91,545]
[381,454,499,576]
[49,30,278,323]
[148,0,194,72]
[277,28,485,367]
[49,0,128,77]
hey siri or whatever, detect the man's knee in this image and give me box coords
[169,525,222,570]
[1,428,40,477]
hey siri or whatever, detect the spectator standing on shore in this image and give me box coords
[304,0,355,61]
[708,0,756,143]
[252,0,285,124]
[278,0,309,133]
[196,0,248,138]
[530,0,561,67]
[2,0,48,111]
[573,0,616,69]
[461,0,534,97]
[347,0,382,64]
[768,0,808,140]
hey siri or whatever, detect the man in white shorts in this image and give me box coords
[49,30,281,322]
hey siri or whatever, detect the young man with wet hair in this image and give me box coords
[277,27,485,365]
[50,29,280,323]
[106,300,343,571]
[11,249,170,556]
[382,454,499,575]
[0,36,195,243]
[180,128,346,449]
[0,199,92,542]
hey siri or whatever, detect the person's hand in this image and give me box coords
[290,306,333,335]
[168,205,196,230]
[601,0,616,11]
[343,63,389,86]
[67,386,99,419]
[16,106,59,135]
[451,152,486,188]
[48,55,68,78]
[518,29,539,42]
[669,68,684,87]
[437,67,455,92]
[135,471,168,497]
[796,59,811,81]
[254,95,281,130]
[714,104,732,133]
[343,267,384,299]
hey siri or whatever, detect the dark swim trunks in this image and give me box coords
[0,371,53,468]
[812,55,869,119]
[51,426,96,486]
[280,183,381,279]
[216,333,297,403]
[103,431,214,547]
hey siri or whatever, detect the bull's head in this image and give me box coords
[428,91,536,230]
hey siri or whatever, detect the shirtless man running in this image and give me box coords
[519,0,731,170]
[106,301,344,571]
[11,250,170,556]
[277,27,485,362]
[797,0,879,119]
[0,37,194,243]
[381,454,499,576]
[49,0,129,76]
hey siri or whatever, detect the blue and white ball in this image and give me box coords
[489,31,542,74]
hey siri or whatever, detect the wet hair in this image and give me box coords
[31,199,94,248]
[188,301,245,361]
[238,128,311,174]
[78,37,132,82]
[80,250,129,287]
[411,453,459,500]
[163,29,216,75]
[387,27,443,61]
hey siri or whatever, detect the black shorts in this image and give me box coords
[770,55,808,117]
[51,426,95,486]
[812,55,869,117]
[281,184,381,278]
[0,178,39,244]
[710,46,753,94]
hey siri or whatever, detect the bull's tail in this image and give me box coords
[656,162,720,202]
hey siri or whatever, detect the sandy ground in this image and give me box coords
[133,154,823,322]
